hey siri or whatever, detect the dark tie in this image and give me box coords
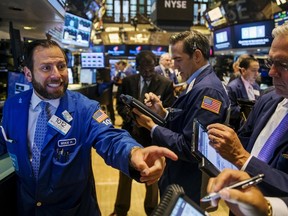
[139,80,148,102]
[32,101,50,179]
[257,113,288,162]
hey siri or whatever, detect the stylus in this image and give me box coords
[200,173,264,202]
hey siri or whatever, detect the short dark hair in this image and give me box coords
[117,60,127,67]
[135,50,157,68]
[169,30,210,60]
[24,40,67,71]
[239,57,258,70]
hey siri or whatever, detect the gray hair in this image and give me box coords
[272,22,288,38]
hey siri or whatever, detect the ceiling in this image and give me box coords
[0,0,65,40]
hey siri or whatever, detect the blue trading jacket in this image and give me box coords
[0,89,142,216]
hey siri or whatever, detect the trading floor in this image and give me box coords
[92,102,229,216]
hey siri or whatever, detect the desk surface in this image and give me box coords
[0,153,14,181]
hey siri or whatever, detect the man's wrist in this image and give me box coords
[129,146,142,168]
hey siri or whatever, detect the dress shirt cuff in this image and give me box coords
[151,125,158,138]
[240,155,253,171]
[266,197,288,216]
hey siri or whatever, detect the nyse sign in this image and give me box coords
[164,0,187,9]
[155,0,193,21]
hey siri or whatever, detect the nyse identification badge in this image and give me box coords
[201,96,222,114]
[62,110,73,122]
[48,115,71,135]
[93,110,109,123]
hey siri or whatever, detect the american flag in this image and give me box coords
[93,110,108,123]
[201,96,221,114]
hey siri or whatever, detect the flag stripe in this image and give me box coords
[201,96,221,114]
[93,110,109,123]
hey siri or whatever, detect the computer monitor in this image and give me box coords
[67,68,74,84]
[274,10,288,28]
[105,45,126,56]
[62,12,92,47]
[127,45,151,56]
[213,26,233,51]
[80,68,96,84]
[81,52,105,68]
[233,20,274,48]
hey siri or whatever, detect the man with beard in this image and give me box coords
[0,40,178,216]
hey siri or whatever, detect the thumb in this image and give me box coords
[219,188,246,204]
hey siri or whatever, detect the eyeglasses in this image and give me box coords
[265,58,288,72]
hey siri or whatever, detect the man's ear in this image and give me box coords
[23,66,32,82]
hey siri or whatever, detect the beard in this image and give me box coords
[32,77,68,100]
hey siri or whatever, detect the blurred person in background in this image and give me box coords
[227,57,261,130]
[110,51,175,216]
[155,53,178,84]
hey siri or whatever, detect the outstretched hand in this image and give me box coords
[130,146,178,185]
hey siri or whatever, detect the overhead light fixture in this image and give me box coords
[23,26,35,30]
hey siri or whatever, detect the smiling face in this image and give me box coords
[24,45,68,100]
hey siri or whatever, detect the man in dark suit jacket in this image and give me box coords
[227,57,261,130]
[206,22,288,200]
[133,30,230,205]
[110,51,175,216]
[155,53,178,84]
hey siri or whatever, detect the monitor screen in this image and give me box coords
[274,10,288,28]
[80,68,96,84]
[81,52,105,68]
[191,119,237,176]
[127,45,151,56]
[170,196,206,216]
[151,45,169,56]
[62,12,92,47]
[67,68,73,84]
[196,121,238,172]
[204,6,227,29]
[105,45,126,56]
[7,71,32,98]
[213,26,233,51]
[233,20,274,48]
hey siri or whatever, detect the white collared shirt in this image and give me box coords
[251,98,288,157]
[241,76,255,100]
